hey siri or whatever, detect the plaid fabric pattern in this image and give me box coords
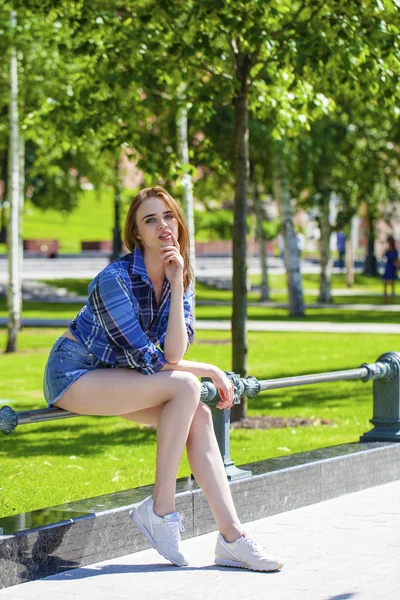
[69,249,194,374]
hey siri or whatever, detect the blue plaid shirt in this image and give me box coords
[69,249,194,374]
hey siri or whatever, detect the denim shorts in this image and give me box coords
[43,336,113,407]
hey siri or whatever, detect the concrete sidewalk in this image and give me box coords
[1,480,399,600]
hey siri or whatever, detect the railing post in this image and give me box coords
[201,372,260,480]
[360,352,400,443]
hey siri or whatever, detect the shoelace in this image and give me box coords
[241,531,264,556]
[166,515,185,547]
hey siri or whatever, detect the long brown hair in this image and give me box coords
[124,186,193,291]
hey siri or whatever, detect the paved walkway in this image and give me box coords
[198,320,400,334]
[0,317,399,334]
[1,480,399,600]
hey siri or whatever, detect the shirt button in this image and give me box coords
[88,353,94,359]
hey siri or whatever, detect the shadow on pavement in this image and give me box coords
[45,562,283,580]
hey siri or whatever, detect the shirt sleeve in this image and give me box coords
[184,284,195,347]
[89,271,167,374]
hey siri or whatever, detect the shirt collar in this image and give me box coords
[131,248,171,304]
[131,248,148,279]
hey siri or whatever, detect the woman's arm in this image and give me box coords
[157,234,234,408]
[161,232,191,363]
[163,282,188,363]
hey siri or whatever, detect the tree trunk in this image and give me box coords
[251,162,269,300]
[345,238,354,287]
[231,54,250,422]
[272,142,305,316]
[18,135,24,316]
[246,213,256,292]
[364,208,377,276]
[6,10,21,353]
[345,215,358,287]
[176,85,196,297]
[0,150,7,240]
[318,189,333,303]
[111,158,122,262]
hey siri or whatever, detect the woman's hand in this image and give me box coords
[161,233,184,287]
[209,366,235,410]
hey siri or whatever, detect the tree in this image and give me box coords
[44,0,400,419]
[176,84,196,282]
[6,10,21,353]
[290,0,400,301]
[250,160,270,301]
[272,142,305,315]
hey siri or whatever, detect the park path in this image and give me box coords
[0,317,399,334]
[197,320,400,334]
[1,278,398,333]
[0,479,399,600]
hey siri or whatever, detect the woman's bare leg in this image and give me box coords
[55,369,200,516]
[124,402,243,542]
[185,403,243,542]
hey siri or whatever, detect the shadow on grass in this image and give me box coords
[249,384,369,412]
[1,420,157,458]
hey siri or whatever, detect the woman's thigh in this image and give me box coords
[122,401,211,428]
[54,368,199,416]
[122,405,163,426]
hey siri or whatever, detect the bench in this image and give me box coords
[23,239,59,258]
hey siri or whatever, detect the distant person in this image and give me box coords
[382,235,398,301]
[42,185,283,572]
[336,232,346,270]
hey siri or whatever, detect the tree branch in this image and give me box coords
[249,2,326,84]
[160,8,233,80]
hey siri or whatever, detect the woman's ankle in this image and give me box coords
[152,494,176,518]
[220,525,244,543]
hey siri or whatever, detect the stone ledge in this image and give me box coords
[1,441,399,589]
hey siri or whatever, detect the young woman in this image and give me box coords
[43,185,283,572]
[382,236,398,301]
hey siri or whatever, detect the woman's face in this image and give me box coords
[135,197,179,252]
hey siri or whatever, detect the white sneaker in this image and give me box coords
[129,496,189,566]
[215,530,283,572]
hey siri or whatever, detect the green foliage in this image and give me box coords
[261,218,280,240]
[1,0,399,236]
[194,210,233,240]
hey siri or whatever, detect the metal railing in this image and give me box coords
[1,351,399,480]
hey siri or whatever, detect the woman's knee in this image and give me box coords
[173,371,201,397]
[189,401,213,435]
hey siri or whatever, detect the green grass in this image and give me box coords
[1,294,397,325]
[0,189,131,255]
[0,327,398,518]
[249,272,385,293]
[0,271,396,327]
[42,274,388,305]
[41,273,385,298]
[196,304,399,323]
